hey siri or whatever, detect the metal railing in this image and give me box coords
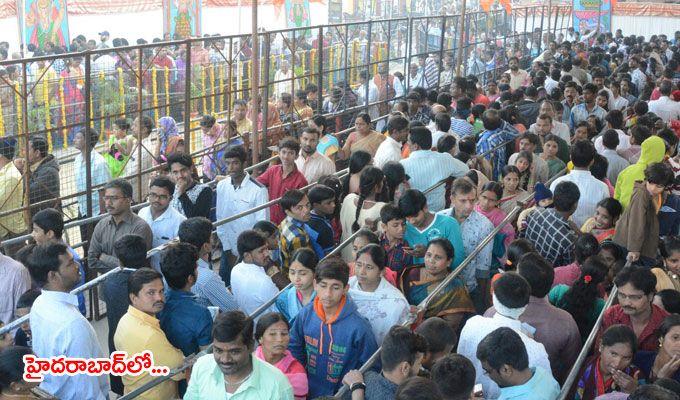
[334,167,568,398]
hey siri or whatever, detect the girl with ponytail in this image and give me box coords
[340,166,386,261]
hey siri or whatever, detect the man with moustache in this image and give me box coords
[28,242,110,399]
[504,56,529,91]
[295,127,336,183]
[114,268,185,399]
[184,311,294,399]
[88,179,153,272]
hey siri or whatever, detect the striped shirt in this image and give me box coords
[279,216,312,273]
[192,258,239,312]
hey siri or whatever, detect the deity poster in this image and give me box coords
[163,0,202,39]
[24,0,70,50]
[573,0,611,33]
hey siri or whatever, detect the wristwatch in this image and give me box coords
[350,382,367,392]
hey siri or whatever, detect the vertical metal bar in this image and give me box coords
[316,27,324,114]
[290,30,296,131]
[343,26,350,93]
[136,48,144,203]
[21,60,30,230]
[405,18,413,88]
[364,22,373,112]
[227,38,233,121]
[539,6,546,53]
[438,16,446,88]
[455,0,467,77]
[183,41,192,151]
[250,0,260,164]
[261,33,271,154]
[84,53,93,220]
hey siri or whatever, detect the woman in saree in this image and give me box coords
[400,238,474,332]
[499,165,527,215]
[337,113,385,160]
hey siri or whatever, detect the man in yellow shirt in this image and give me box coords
[114,268,185,399]
[0,137,27,255]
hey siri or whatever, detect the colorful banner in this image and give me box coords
[163,0,201,39]
[573,0,611,33]
[24,0,70,50]
[285,0,311,29]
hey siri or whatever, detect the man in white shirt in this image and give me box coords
[593,110,631,155]
[295,127,335,183]
[550,141,609,227]
[0,251,30,329]
[138,176,186,271]
[73,128,112,254]
[273,59,293,99]
[230,230,279,316]
[505,56,529,91]
[649,81,680,123]
[599,130,630,186]
[216,145,269,286]
[401,127,469,212]
[529,101,570,144]
[374,115,409,168]
[509,132,549,185]
[458,272,551,400]
[28,242,110,399]
[356,70,380,120]
[609,81,629,111]
[407,62,426,89]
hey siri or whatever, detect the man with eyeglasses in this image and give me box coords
[600,265,669,352]
[139,176,187,271]
[88,179,153,272]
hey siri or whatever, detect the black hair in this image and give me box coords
[114,234,149,269]
[409,126,433,150]
[160,242,199,290]
[356,243,386,271]
[437,135,457,154]
[645,162,674,186]
[16,289,41,309]
[597,198,623,223]
[653,378,680,397]
[574,233,600,264]
[517,253,554,298]
[314,257,349,286]
[28,135,48,158]
[236,230,268,258]
[615,265,657,295]
[252,221,278,236]
[223,145,248,163]
[552,181,580,212]
[434,113,452,133]
[506,239,535,271]
[398,189,428,218]
[353,167,384,232]
[213,310,254,348]
[387,115,410,135]
[348,150,372,175]
[278,137,301,154]
[414,317,456,354]
[570,140,596,168]
[127,267,163,298]
[32,208,63,238]
[178,217,213,250]
[451,177,476,197]
[630,125,651,145]
[601,324,638,354]
[658,128,679,157]
[114,118,131,132]
[458,136,476,155]
[562,255,608,338]
[431,354,476,400]
[602,129,620,150]
[493,272,531,309]
[476,327,529,371]
[0,346,33,391]
[383,161,407,202]
[395,377,444,400]
[355,228,379,246]
[105,178,133,199]
[26,242,69,286]
[380,203,404,224]
[661,236,680,259]
[308,185,336,206]
[428,238,454,262]
[519,132,540,147]
[291,248,318,272]
[480,182,503,201]
[280,189,307,213]
[656,291,680,315]
[136,116,155,135]
[166,152,193,169]
[589,154,609,181]
[356,112,372,125]
[381,326,428,372]
[254,312,289,341]
[628,384,678,400]
[149,175,175,195]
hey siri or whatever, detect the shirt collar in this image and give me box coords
[127,305,161,327]
[40,290,80,307]
[108,209,135,225]
[197,258,211,270]
[152,205,178,221]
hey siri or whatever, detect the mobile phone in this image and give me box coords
[473,383,483,397]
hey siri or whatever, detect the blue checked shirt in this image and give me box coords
[192,258,239,312]
[569,103,607,130]
[476,121,520,180]
[451,117,474,138]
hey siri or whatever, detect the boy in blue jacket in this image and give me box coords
[289,257,378,398]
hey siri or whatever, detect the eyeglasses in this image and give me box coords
[148,193,170,201]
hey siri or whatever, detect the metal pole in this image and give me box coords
[84,53,93,224]
[250,0,260,163]
[261,34,271,154]
[137,48,145,203]
[316,27,324,114]
[455,0,467,77]
[183,40,192,148]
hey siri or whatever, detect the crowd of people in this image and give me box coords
[1,25,680,400]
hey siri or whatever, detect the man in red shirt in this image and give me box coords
[257,137,308,225]
[600,265,669,352]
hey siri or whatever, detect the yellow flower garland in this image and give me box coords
[152,67,159,123]
[59,78,67,147]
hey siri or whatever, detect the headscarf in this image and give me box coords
[158,116,179,155]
